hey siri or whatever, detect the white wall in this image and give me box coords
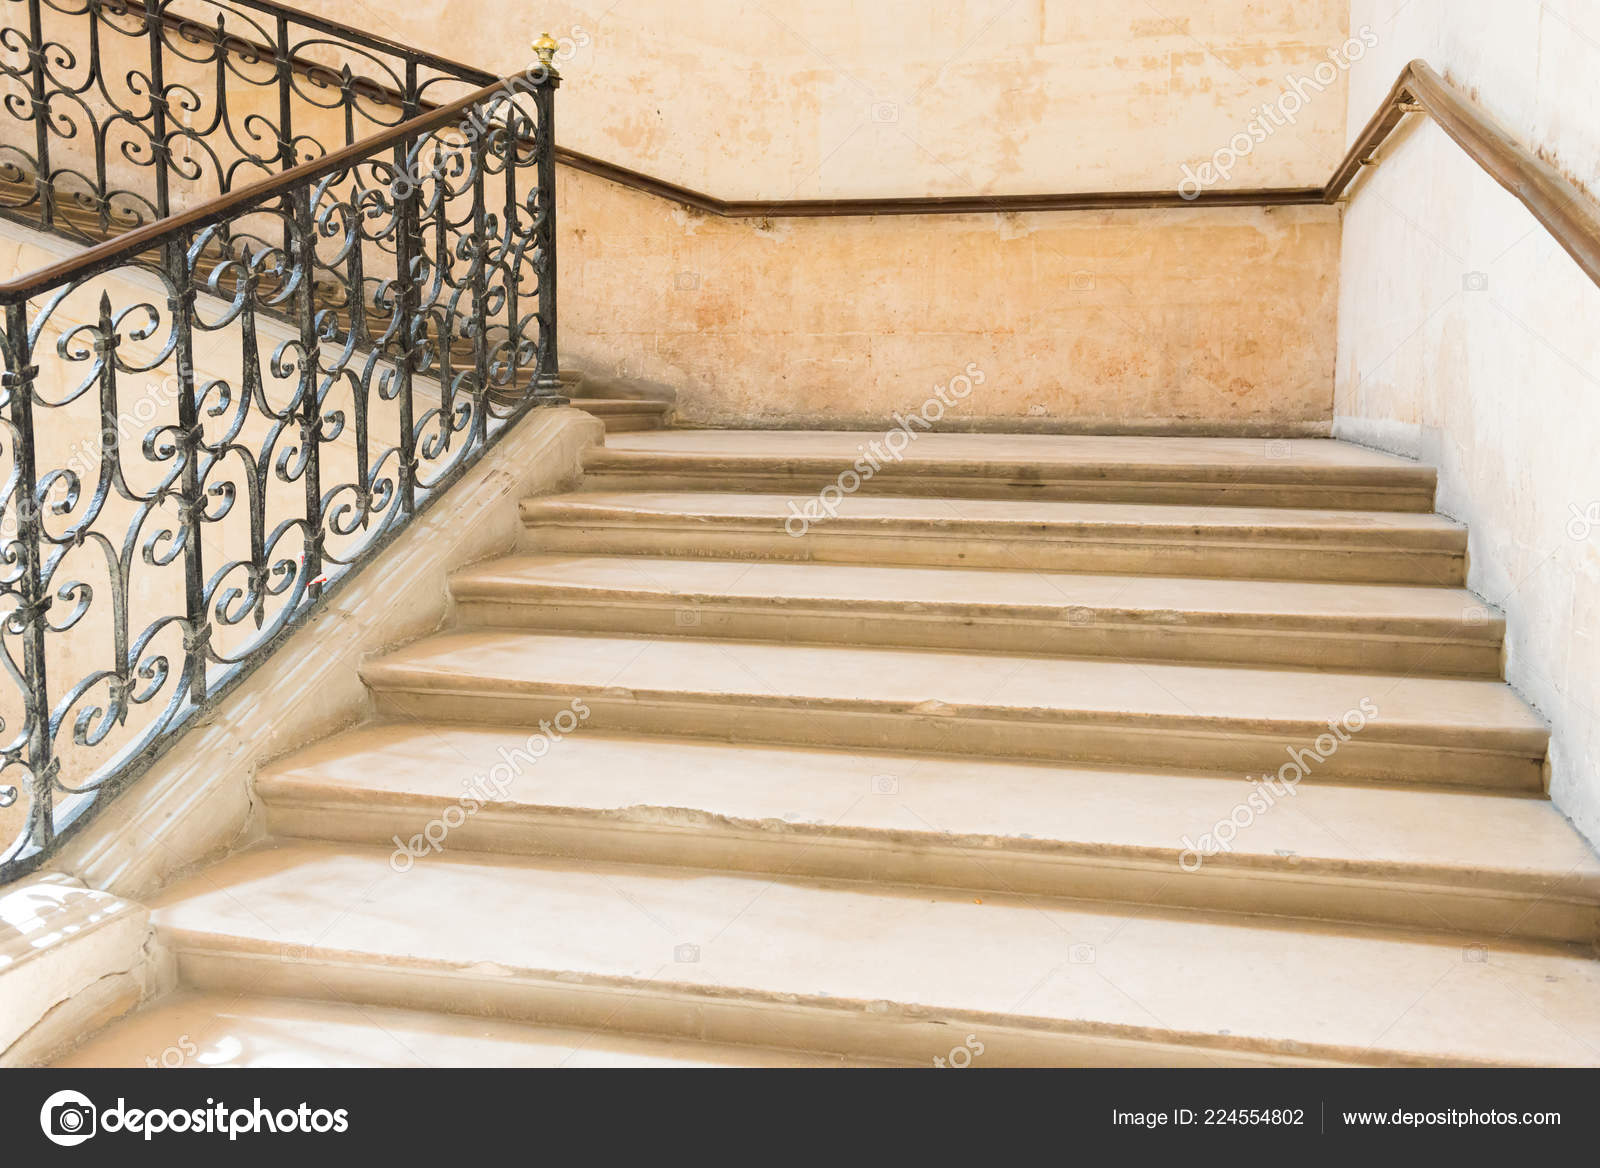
[1337,0,1600,847]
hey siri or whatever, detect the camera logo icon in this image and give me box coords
[40,1090,97,1146]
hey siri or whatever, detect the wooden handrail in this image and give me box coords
[11,16,1600,293]
[1389,61,1600,287]
[561,59,1600,290]
[211,28,1595,274]
[551,146,1326,215]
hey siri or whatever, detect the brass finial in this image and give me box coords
[533,31,560,76]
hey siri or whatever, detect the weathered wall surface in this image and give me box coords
[560,167,1341,431]
[1336,0,1600,847]
[282,1,1356,431]
[297,0,1353,198]
[1,2,1359,432]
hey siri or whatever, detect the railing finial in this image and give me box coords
[533,31,560,78]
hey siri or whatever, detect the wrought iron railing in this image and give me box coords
[0,0,562,879]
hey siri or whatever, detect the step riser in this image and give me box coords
[162,942,1374,1067]
[261,798,1599,946]
[579,468,1436,512]
[522,523,1466,586]
[591,414,668,433]
[366,684,1546,792]
[452,595,1504,677]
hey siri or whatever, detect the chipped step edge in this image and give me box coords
[256,791,1600,948]
[0,873,167,1067]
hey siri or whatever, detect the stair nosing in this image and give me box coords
[150,841,1600,1068]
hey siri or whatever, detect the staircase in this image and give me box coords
[58,429,1600,1068]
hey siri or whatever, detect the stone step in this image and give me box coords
[147,842,1600,1066]
[520,492,1467,585]
[574,399,672,433]
[54,990,884,1067]
[255,723,1600,945]
[582,432,1436,510]
[450,554,1502,676]
[359,631,1547,791]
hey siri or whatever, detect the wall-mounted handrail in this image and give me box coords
[558,58,1600,293]
[13,18,1593,282]
[1372,60,1600,287]
[550,146,1327,215]
[108,19,1596,268]
[61,18,1593,292]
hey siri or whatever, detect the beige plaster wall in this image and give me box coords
[296,0,1353,199]
[1335,0,1600,848]
[3,3,1358,432]
[280,0,1352,429]
[559,166,1342,431]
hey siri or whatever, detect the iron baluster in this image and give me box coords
[3,299,55,855]
[393,139,420,516]
[292,184,325,601]
[24,0,52,230]
[146,0,171,218]
[163,233,209,704]
[531,77,562,404]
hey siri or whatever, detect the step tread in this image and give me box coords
[151,841,1600,1066]
[257,723,1599,894]
[361,630,1544,744]
[594,432,1430,477]
[523,491,1465,540]
[54,990,874,1068]
[451,554,1498,635]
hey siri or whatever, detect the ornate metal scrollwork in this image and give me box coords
[0,0,559,878]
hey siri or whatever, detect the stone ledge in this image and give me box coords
[0,873,158,1066]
